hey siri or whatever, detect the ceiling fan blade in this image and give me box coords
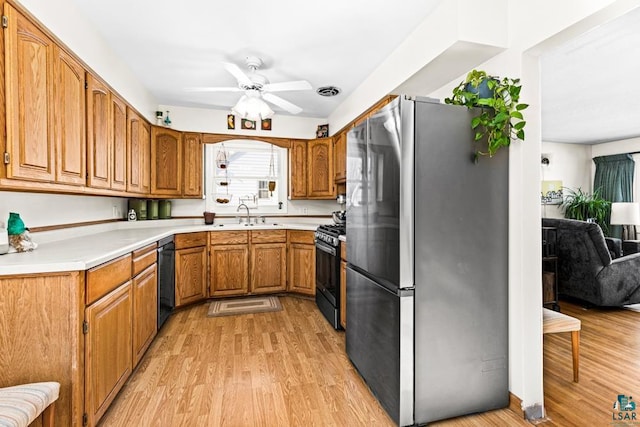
[263,93,303,115]
[263,80,312,92]
[184,86,243,92]
[223,62,253,87]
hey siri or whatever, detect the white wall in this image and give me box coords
[541,142,593,218]
[0,191,127,229]
[328,0,509,133]
[592,136,640,157]
[157,105,326,140]
[19,0,158,121]
[171,198,337,219]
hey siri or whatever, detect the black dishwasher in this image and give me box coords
[157,235,175,329]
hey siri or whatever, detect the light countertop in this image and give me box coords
[0,220,324,275]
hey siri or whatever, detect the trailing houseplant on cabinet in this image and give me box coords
[445,69,528,162]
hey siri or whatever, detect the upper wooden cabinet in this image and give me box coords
[86,74,111,189]
[126,108,151,194]
[111,94,127,191]
[151,126,182,196]
[3,3,56,182]
[140,122,151,194]
[290,137,335,200]
[182,132,202,198]
[288,139,307,199]
[307,137,335,199]
[333,131,347,184]
[54,47,86,186]
[87,74,129,192]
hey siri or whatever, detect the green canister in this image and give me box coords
[158,200,172,219]
[147,200,159,220]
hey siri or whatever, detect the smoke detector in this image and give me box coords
[316,86,341,97]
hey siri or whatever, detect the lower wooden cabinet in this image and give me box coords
[209,230,296,297]
[210,244,249,297]
[132,263,157,366]
[287,231,316,296]
[175,246,207,307]
[0,272,85,426]
[251,243,287,293]
[249,230,287,294]
[85,281,133,427]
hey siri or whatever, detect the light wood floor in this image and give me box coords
[541,301,640,426]
[100,296,632,426]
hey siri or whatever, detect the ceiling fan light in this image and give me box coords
[231,95,249,117]
[236,94,274,121]
[258,101,274,120]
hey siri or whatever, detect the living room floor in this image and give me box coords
[542,300,640,426]
[100,296,624,426]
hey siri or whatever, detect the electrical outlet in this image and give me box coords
[302,208,308,215]
[112,205,118,218]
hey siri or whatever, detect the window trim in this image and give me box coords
[204,140,288,214]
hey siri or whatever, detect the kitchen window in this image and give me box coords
[204,140,288,214]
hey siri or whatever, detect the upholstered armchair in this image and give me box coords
[542,218,640,307]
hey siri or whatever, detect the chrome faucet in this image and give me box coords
[237,203,250,223]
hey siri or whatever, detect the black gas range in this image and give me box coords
[315,223,346,329]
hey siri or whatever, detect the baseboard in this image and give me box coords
[509,393,547,422]
[509,392,524,418]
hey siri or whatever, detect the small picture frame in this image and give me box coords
[261,118,272,131]
[241,118,256,130]
[316,124,329,138]
[227,114,235,130]
[541,180,563,205]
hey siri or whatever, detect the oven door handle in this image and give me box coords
[315,240,337,257]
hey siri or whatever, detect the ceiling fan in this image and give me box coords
[187,56,312,118]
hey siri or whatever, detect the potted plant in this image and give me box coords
[561,187,611,234]
[444,69,528,162]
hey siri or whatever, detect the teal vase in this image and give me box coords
[7,212,26,235]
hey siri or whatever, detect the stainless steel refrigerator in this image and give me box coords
[345,96,508,426]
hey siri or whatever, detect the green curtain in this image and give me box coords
[593,154,635,238]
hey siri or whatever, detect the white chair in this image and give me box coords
[0,382,60,427]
